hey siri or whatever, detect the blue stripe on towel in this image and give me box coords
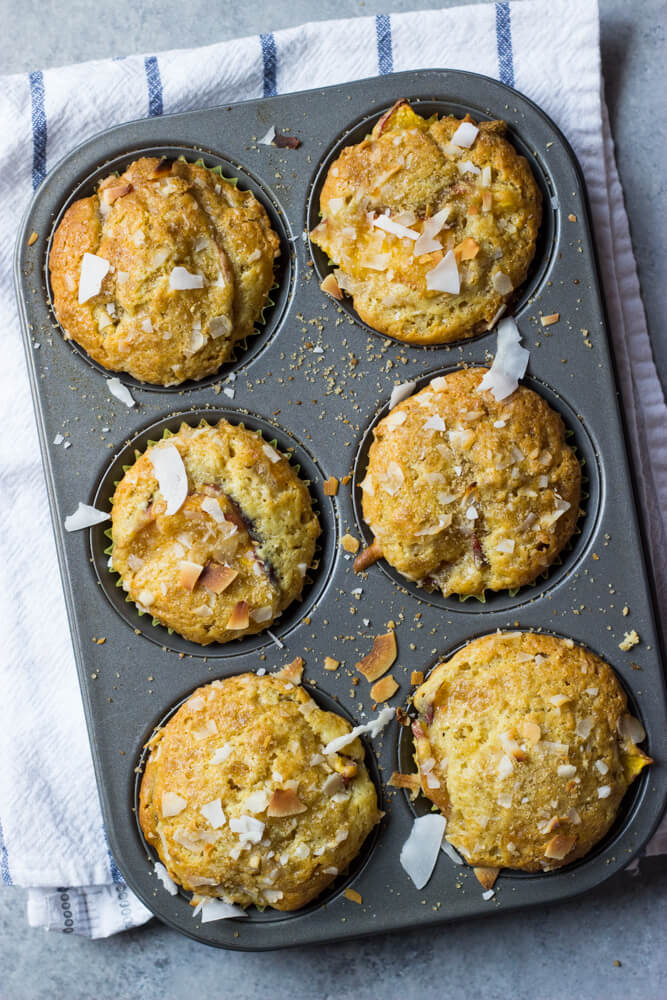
[260,33,278,97]
[495,3,515,87]
[375,14,394,75]
[29,70,47,190]
[0,816,12,885]
[103,830,124,884]
[144,56,164,117]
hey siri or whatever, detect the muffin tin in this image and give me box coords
[14,69,666,950]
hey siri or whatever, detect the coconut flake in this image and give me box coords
[161,791,187,817]
[426,250,460,294]
[262,443,281,464]
[451,121,479,148]
[414,207,451,256]
[322,706,394,755]
[106,377,135,408]
[169,266,204,290]
[258,125,276,145]
[197,899,247,923]
[64,503,110,532]
[492,271,513,295]
[400,814,446,889]
[229,814,265,845]
[372,213,419,241]
[251,605,274,623]
[557,764,577,778]
[389,380,416,408]
[78,252,110,303]
[458,159,481,176]
[441,839,464,865]
[210,743,233,764]
[597,785,612,799]
[200,798,226,828]
[149,445,188,515]
[423,415,446,432]
[618,714,646,744]
[154,862,178,895]
[478,317,529,401]
[201,497,225,523]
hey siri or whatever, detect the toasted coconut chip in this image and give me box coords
[388,771,421,795]
[267,787,307,817]
[451,121,479,147]
[370,674,399,703]
[161,791,187,817]
[356,631,397,681]
[276,657,304,685]
[320,273,343,300]
[411,670,424,685]
[544,834,577,860]
[101,181,133,205]
[200,561,238,594]
[389,380,416,408]
[474,866,500,890]
[169,266,204,290]
[400,814,447,889]
[227,600,249,630]
[106,377,135,407]
[149,444,188,515]
[455,236,480,261]
[322,705,394,755]
[323,476,339,496]
[426,249,460,294]
[478,317,529,401]
[78,252,110,303]
[324,656,340,671]
[64,502,110,532]
[341,533,360,553]
[540,313,560,327]
[343,888,363,904]
[153,861,178,896]
[618,714,646,744]
[354,539,383,573]
[550,694,571,708]
[179,559,204,591]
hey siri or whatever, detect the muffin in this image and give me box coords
[49,157,280,385]
[310,100,541,344]
[357,368,581,597]
[139,670,382,910]
[412,632,652,872]
[110,419,320,644]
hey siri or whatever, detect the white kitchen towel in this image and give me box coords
[0,0,664,938]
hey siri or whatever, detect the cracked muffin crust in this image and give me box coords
[310,100,541,344]
[49,157,280,385]
[139,671,382,910]
[110,420,320,644]
[412,632,652,872]
[358,368,581,598]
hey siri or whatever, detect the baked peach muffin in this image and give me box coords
[49,157,279,384]
[310,100,541,344]
[412,632,651,872]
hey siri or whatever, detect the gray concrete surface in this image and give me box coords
[1,1,665,997]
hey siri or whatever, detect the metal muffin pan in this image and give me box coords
[14,69,666,951]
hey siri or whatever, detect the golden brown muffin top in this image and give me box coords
[139,670,382,910]
[110,420,320,645]
[49,157,279,385]
[412,632,651,872]
[359,368,581,597]
[310,101,541,344]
